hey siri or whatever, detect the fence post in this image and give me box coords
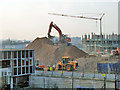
[72,78,73,90]
[72,70,74,77]
[104,77,106,90]
[43,78,45,89]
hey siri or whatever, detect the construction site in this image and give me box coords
[1,12,120,89]
[24,20,120,89]
[1,17,120,89]
[24,13,120,73]
[0,1,120,89]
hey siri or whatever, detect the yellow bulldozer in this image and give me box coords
[56,56,79,71]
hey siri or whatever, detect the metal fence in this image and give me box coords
[28,70,120,89]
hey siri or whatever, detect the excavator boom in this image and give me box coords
[48,21,62,40]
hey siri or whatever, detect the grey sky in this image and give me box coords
[0,0,119,40]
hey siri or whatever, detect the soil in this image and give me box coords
[24,37,88,65]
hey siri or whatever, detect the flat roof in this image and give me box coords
[0,49,34,51]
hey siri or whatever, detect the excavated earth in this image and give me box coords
[24,37,88,65]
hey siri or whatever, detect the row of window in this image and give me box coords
[2,66,33,76]
[1,58,33,68]
[1,50,33,59]
[14,58,33,66]
[84,41,120,44]
[13,66,33,75]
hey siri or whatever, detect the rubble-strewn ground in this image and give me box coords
[77,56,120,73]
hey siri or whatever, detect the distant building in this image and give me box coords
[82,33,120,53]
[51,36,83,49]
[0,49,34,89]
[0,39,31,49]
[71,37,82,49]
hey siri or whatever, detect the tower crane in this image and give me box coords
[48,13,105,35]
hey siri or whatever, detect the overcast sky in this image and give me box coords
[0,0,119,40]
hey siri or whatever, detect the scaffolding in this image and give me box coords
[82,33,120,53]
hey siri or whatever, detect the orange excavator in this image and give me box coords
[115,47,120,55]
[48,21,71,44]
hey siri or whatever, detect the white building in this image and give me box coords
[0,49,35,89]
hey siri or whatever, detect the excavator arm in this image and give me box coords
[48,21,62,40]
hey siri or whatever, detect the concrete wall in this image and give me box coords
[29,75,115,89]
[0,69,2,88]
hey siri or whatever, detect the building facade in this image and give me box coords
[0,49,34,88]
[82,33,120,53]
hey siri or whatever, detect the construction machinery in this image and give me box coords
[56,56,79,71]
[115,47,120,55]
[48,21,71,44]
[111,47,120,55]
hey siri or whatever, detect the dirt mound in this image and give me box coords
[25,37,88,65]
[54,45,88,59]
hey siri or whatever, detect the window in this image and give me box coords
[30,50,32,57]
[18,51,21,58]
[26,59,29,65]
[5,72,7,76]
[22,51,25,58]
[30,66,32,73]
[26,67,28,73]
[4,51,7,59]
[14,51,17,58]
[18,67,21,75]
[14,60,17,66]
[22,59,24,66]
[14,68,17,75]
[18,59,21,66]
[8,51,11,59]
[22,67,25,74]
[29,59,32,65]
[26,51,28,58]
[2,60,10,68]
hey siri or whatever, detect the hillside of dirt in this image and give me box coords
[24,37,88,65]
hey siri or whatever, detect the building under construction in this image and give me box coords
[82,33,120,53]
